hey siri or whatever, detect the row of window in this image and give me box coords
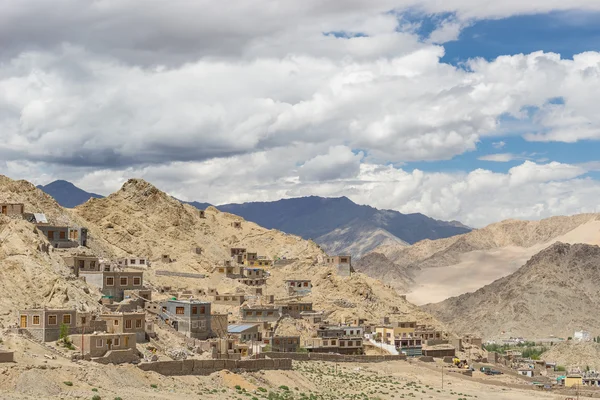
[30,314,72,326]
[95,336,130,348]
[113,318,143,329]
[245,310,276,317]
[174,306,207,315]
[105,276,142,286]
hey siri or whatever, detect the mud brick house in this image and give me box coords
[81,271,144,302]
[304,337,364,354]
[117,257,149,268]
[159,300,212,339]
[100,312,148,342]
[230,248,246,264]
[228,324,261,342]
[325,255,353,277]
[284,279,312,295]
[18,309,105,342]
[212,293,245,306]
[264,336,300,352]
[240,306,282,322]
[0,203,24,216]
[301,311,326,326]
[71,332,137,359]
[36,225,88,248]
[19,309,77,342]
[63,255,100,276]
[237,277,267,286]
[279,302,313,318]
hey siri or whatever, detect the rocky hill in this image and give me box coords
[367,213,600,305]
[69,178,445,327]
[353,252,414,293]
[423,242,600,339]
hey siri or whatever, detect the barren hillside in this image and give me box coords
[71,179,444,327]
[423,242,600,339]
[0,217,100,328]
[353,252,414,293]
[368,214,600,304]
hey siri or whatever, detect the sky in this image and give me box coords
[3,1,600,228]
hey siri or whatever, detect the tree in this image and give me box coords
[59,323,69,343]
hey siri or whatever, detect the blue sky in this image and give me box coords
[402,10,600,177]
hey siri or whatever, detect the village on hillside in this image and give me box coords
[1,199,598,399]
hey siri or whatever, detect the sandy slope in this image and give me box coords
[372,216,600,305]
[424,242,600,339]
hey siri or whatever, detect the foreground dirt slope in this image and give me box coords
[424,242,600,339]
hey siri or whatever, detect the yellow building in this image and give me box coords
[565,374,582,388]
[375,322,416,344]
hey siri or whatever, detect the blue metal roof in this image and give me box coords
[228,324,258,333]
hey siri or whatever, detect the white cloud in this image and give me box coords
[5,156,598,229]
[492,141,506,149]
[478,153,517,162]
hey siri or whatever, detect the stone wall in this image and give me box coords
[260,352,407,363]
[155,270,205,279]
[137,358,292,376]
[0,351,14,363]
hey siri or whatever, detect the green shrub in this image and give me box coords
[92,396,101,400]
[279,385,289,391]
[92,388,98,392]
[63,381,73,386]
[114,398,123,400]
[150,384,158,389]
[235,385,242,390]
[258,387,268,393]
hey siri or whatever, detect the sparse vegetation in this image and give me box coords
[63,381,73,386]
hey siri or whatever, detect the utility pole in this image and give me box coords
[442,365,444,390]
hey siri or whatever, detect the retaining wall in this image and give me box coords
[155,270,205,279]
[137,358,292,376]
[259,352,407,363]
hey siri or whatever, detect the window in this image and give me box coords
[133,277,141,286]
[200,306,205,314]
[78,260,85,268]
[256,311,262,316]
[48,231,55,240]
[246,311,252,316]
[106,277,114,286]
[59,231,66,239]
[340,341,345,347]
[140,259,145,265]
[114,337,120,346]
[176,307,185,315]
[192,306,198,314]
[125,320,132,329]
[33,315,40,325]
[218,268,224,273]
[63,314,71,325]
[90,261,96,269]
[267,312,274,316]
[96,339,103,348]
[130,259,136,265]
[81,317,87,325]
[192,321,198,328]
[114,319,119,326]
[48,315,57,325]
[331,340,336,345]
[120,277,128,286]
[304,282,309,287]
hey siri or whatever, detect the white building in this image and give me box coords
[574,331,591,342]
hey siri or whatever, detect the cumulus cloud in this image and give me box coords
[3,0,600,227]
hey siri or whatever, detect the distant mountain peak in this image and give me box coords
[36,180,104,209]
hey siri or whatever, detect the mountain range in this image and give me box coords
[36,180,472,257]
